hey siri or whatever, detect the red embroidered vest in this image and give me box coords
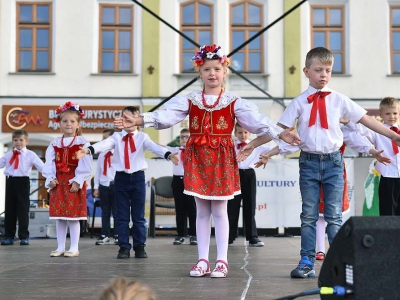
[54,144,82,174]
[187,100,236,148]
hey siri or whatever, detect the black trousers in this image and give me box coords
[171,175,196,237]
[378,176,400,216]
[5,176,30,239]
[228,168,258,241]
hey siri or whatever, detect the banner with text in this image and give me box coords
[2,105,125,133]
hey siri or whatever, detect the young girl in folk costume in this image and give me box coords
[114,44,300,278]
[43,101,92,257]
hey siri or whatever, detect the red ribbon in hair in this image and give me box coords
[307,91,331,129]
[9,150,21,169]
[122,133,136,169]
[103,151,113,175]
[390,127,400,155]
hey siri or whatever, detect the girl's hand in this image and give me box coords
[236,144,255,162]
[70,181,80,193]
[114,112,138,130]
[374,150,391,165]
[76,147,89,160]
[254,154,270,169]
[169,152,179,166]
[93,189,99,198]
[279,126,301,146]
[49,179,59,188]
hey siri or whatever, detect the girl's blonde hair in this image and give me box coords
[99,278,156,300]
[59,110,83,136]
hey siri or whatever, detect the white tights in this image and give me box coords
[195,197,229,270]
[316,216,326,253]
[56,220,80,253]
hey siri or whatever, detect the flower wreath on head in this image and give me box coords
[54,101,85,122]
[191,44,229,67]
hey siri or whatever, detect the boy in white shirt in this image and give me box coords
[239,47,400,278]
[77,107,178,259]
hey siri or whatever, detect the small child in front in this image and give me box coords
[77,106,178,259]
[43,101,92,257]
[0,129,44,246]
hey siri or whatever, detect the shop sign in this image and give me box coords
[2,105,125,133]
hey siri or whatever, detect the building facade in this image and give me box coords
[0,0,399,210]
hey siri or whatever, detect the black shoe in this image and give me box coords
[249,237,265,247]
[133,244,148,258]
[117,247,130,259]
[173,237,185,245]
[228,239,234,246]
[20,238,29,245]
[1,238,14,245]
[189,236,197,245]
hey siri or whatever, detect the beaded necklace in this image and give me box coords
[202,89,223,109]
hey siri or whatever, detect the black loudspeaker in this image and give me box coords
[318,216,400,300]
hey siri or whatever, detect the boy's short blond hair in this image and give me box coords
[379,97,399,112]
[305,47,334,68]
[12,129,29,139]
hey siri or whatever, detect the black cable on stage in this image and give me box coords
[275,288,321,300]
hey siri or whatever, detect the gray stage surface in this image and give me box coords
[0,236,324,299]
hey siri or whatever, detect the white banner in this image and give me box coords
[144,157,355,229]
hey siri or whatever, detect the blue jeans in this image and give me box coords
[299,151,344,262]
[114,171,146,250]
[99,184,116,237]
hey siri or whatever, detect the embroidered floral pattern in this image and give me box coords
[216,116,228,130]
[191,116,199,130]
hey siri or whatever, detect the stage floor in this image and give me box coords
[0,235,324,300]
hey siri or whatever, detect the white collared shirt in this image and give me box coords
[92,130,170,173]
[234,140,274,169]
[0,147,44,176]
[166,146,185,176]
[278,85,367,154]
[141,91,283,142]
[94,150,116,188]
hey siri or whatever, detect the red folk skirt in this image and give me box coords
[183,136,241,200]
[49,171,87,220]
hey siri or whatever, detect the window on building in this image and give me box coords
[180,1,213,72]
[230,1,263,73]
[99,4,133,73]
[311,6,345,74]
[17,3,52,72]
[391,6,400,74]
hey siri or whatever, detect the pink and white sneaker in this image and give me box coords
[210,260,229,278]
[190,258,211,277]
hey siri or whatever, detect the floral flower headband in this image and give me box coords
[54,101,85,122]
[191,44,229,67]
